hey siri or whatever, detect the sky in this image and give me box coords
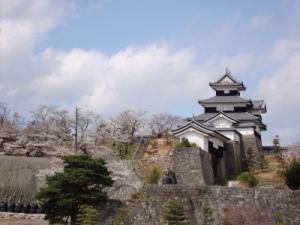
[0,0,300,145]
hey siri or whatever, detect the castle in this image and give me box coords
[172,69,267,184]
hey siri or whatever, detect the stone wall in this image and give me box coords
[170,148,214,186]
[224,140,243,176]
[120,185,300,225]
[242,134,263,154]
[242,134,264,169]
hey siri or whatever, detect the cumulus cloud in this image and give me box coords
[0,0,75,111]
[31,45,218,114]
[0,0,256,115]
[1,0,299,145]
[258,38,300,144]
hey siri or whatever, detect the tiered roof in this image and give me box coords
[198,96,251,106]
[209,69,246,91]
[172,119,229,141]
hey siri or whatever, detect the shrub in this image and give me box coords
[176,138,197,148]
[113,207,131,225]
[201,203,214,225]
[237,172,258,188]
[272,211,287,225]
[146,165,163,184]
[77,205,100,225]
[258,152,269,172]
[116,142,126,159]
[283,158,300,190]
[163,200,193,225]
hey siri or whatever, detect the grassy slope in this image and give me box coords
[254,155,288,189]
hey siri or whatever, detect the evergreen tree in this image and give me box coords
[272,135,282,155]
[244,147,257,171]
[36,155,113,225]
[77,205,101,225]
[163,200,193,225]
[258,152,269,172]
[283,158,300,190]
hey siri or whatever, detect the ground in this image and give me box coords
[254,155,288,189]
[0,213,48,225]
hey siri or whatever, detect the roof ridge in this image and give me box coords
[214,69,242,84]
[203,111,239,123]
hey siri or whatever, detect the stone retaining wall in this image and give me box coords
[122,185,300,225]
[171,148,214,186]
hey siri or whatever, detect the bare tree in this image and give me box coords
[92,114,110,146]
[52,109,72,139]
[111,110,146,154]
[31,105,56,123]
[149,113,182,138]
[77,110,93,143]
[11,112,25,128]
[114,110,146,137]
[28,105,57,135]
[0,102,11,128]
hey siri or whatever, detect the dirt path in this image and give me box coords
[0,213,48,225]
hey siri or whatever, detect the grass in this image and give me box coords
[254,155,287,189]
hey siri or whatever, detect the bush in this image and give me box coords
[176,138,197,148]
[163,200,193,225]
[77,205,100,225]
[146,165,163,184]
[116,142,125,158]
[283,158,300,190]
[237,172,258,188]
[113,207,131,225]
[201,203,214,225]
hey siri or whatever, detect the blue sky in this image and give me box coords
[1,0,300,145]
[40,0,297,54]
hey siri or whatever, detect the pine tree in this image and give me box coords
[163,200,193,225]
[36,155,113,225]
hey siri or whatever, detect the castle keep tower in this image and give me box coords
[172,69,267,180]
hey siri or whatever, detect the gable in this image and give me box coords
[205,112,238,123]
[205,113,238,128]
[220,75,235,83]
[209,117,233,128]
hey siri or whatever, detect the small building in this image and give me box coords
[172,69,267,184]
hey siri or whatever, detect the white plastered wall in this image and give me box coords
[218,131,240,141]
[175,128,225,152]
[209,137,224,148]
[176,129,208,151]
[209,117,233,128]
[236,127,254,135]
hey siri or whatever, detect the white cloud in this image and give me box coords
[0,0,256,116]
[1,0,299,146]
[31,45,210,114]
[250,13,270,30]
[258,38,300,144]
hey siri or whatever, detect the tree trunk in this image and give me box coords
[125,143,129,155]
[70,214,76,225]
